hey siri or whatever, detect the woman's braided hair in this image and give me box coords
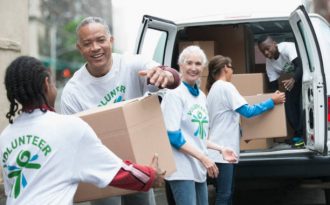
[5,56,51,123]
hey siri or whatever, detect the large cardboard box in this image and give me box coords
[181,25,255,74]
[241,94,287,140]
[73,95,176,202]
[178,41,215,77]
[199,73,266,95]
[200,73,266,96]
[240,138,274,151]
[231,73,266,96]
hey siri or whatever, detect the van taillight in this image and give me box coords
[328,96,330,122]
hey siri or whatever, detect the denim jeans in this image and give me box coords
[214,163,235,205]
[90,189,156,205]
[168,180,208,205]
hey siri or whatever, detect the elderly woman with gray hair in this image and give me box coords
[161,46,238,205]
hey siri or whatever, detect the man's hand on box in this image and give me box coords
[139,66,174,88]
[150,153,166,188]
[282,77,295,91]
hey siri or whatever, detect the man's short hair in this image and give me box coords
[257,35,272,45]
[76,17,111,41]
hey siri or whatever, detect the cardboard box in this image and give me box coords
[181,25,255,74]
[240,138,274,151]
[179,41,215,76]
[231,73,266,96]
[199,73,265,96]
[74,95,176,202]
[241,94,287,140]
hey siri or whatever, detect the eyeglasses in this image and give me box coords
[227,65,234,70]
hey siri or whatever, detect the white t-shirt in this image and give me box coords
[0,110,123,205]
[207,80,247,163]
[61,53,159,114]
[161,83,209,182]
[266,42,298,82]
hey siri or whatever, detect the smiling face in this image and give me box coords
[258,37,279,60]
[179,53,204,86]
[76,22,113,77]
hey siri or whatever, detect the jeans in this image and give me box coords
[214,163,235,205]
[168,180,208,205]
[90,189,156,205]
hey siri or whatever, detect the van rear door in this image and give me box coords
[135,15,177,66]
[289,5,328,154]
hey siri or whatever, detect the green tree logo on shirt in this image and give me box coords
[282,62,295,74]
[188,104,208,139]
[6,150,41,198]
[191,111,208,139]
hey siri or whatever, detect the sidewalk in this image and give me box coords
[75,188,169,205]
[0,185,216,205]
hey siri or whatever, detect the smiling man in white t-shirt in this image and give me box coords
[258,35,304,148]
[60,17,180,205]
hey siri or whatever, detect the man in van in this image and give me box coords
[258,35,304,148]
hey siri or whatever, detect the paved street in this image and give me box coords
[0,183,327,205]
[73,184,327,205]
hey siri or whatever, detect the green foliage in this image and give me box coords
[57,17,84,68]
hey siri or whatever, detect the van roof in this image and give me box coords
[175,12,323,28]
[175,12,291,27]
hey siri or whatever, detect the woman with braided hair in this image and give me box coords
[0,56,165,205]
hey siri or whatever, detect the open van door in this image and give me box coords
[289,6,328,154]
[135,15,177,66]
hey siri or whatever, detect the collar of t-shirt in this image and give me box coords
[183,81,199,97]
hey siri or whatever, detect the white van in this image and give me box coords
[134,5,330,202]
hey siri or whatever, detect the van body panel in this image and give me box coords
[289,6,327,154]
[309,16,330,151]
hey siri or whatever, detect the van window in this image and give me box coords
[140,28,167,64]
[298,21,315,72]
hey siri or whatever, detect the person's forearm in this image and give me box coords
[179,142,205,161]
[292,58,303,81]
[236,99,274,118]
[206,140,224,153]
[109,160,155,192]
[268,80,279,92]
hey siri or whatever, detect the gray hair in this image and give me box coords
[178,45,208,66]
[76,17,111,41]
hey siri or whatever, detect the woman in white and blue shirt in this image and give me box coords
[206,55,285,205]
[161,46,237,205]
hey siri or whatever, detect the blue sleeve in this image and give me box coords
[167,130,186,149]
[235,99,274,118]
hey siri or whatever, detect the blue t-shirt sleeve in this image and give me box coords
[167,130,186,149]
[235,98,274,118]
